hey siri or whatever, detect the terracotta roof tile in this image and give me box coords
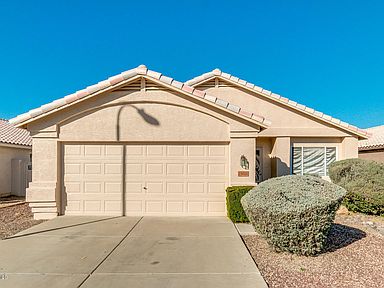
[359,126,383,149]
[227,103,240,114]
[204,94,217,103]
[215,98,229,108]
[121,69,137,79]
[181,84,194,94]
[193,89,206,98]
[147,70,162,79]
[0,119,32,146]
[9,65,271,129]
[185,69,369,138]
[136,64,147,75]
[159,75,173,85]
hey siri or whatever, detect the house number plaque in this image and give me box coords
[238,171,249,177]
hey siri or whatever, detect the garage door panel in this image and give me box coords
[187,163,205,175]
[166,182,184,194]
[207,201,226,213]
[126,146,144,156]
[64,144,123,215]
[84,163,102,174]
[187,182,206,194]
[84,200,102,212]
[84,182,102,193]
[146,163,164,175]
[84,145,103,156]
[105,145,123,156]
[66,200,81,212]
[125,200,143,213]
[166,146,185,156]
[125,182,143,194]
[64,144,228,216]
[187,201,206,213]
[147,145,164,156]
[208,182,226,194]
[187,145,206,156]
[208,163,226,176]
[105,182,121,193]
[208,145,226,156]
[145,182,164,194]
[65,163,82,174]
[126,163,143,175]
[105,163,122,174]
[65,182,81,193]
[64,145,82,156]
[104,200,121,212]
[166,201,184,213]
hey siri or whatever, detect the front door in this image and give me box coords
[256,148,263,183]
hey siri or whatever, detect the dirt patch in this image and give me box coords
[243,213,384,288]
[0,196,25,208]
[0,203,45,240]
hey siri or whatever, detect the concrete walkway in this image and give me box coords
[0,216,267,288]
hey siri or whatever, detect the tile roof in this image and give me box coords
[9,65,271,128]
[358,125,384,150]
[0,119,32,147]
[185,68,369,139]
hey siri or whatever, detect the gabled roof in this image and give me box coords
[186,69,369,139]
[358,125,384,150]
[9,65,271,129]
[0,119,32,147]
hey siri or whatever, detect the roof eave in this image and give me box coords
[11,66,271,130]
[188,73,369,140]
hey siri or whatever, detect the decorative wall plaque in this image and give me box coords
[238,171,249,177]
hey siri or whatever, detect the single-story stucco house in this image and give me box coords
[9,65,368,219]
[0,119,32,197]
[359,125,384,162]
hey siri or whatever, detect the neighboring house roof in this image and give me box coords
[358,125,384,151]
[0,119,32,147]
[186,69,369,139]
[9,65,271,128]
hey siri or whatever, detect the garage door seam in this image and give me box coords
[77,216,143,288]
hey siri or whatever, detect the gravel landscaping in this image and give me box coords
[243,212,384,288]
[0,200,45,240]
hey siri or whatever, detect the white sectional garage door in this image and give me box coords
[63,144,228,216]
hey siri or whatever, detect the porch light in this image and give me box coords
[240,155,249,170]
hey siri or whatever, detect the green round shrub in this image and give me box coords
[241,175,346,256]
[328,158,384,216]
[226,186,254,223]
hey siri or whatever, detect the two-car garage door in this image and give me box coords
[63,144,229,216]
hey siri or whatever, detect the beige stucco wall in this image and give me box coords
[197,84,352,138]
[359,150,384,163]
[197,82,360,177]
[25,85,261,219]
[230,137,256,185]
[0,144,31,197]
[23,77,361,219]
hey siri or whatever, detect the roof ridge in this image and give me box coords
[185,68,369,138]
[9,65,271,128]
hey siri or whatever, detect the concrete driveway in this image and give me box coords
[0,216,267,288]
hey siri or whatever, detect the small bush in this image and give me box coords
[329,158,384,216]
[241,175,345,256]
[226,186,254,222]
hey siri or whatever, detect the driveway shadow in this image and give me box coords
[322,223,366,253]
[4,216,122,240]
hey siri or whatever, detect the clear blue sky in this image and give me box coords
[0,0,383,128]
